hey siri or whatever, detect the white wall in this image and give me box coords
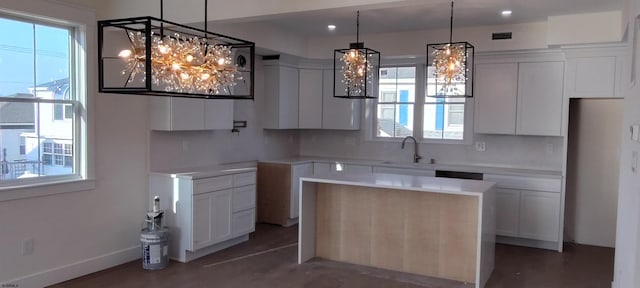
[149,59,300,172]
[547,11,624,46]
[614,0,640,284]
[300,129,563,171]
[565,99,622,248]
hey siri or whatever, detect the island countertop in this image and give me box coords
[300,172,495,197]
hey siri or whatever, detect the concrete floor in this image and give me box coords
[50,224,614,288]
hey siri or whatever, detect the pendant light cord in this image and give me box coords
[449,1,454,43]
[160,0,164,37]
[356,11,360,44]
[204,0,208,33]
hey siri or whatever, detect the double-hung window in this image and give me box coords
[0,13,85,185]
[373,64,472,142]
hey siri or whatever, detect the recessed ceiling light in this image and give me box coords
[327,24,336,31]
[501,10,512,17]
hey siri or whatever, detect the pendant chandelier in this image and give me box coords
[334,11,381,99]
[427,1,474,98]
[98,0,255,99]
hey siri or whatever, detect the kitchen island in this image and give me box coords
[298,173,496,288]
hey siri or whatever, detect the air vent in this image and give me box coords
[492,32,512,40]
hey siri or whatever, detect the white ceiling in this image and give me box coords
[233,0,623,37]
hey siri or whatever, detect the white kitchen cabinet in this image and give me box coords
[519,190,561,242]
[322,69,361,130]
[372,166,436,177]
[193,189,232,250]
[149,168,256,262]
[565,56,619,98]
[495,189,520,237]
[516,62,564,136]
[150,97,233,131]
[474,60,564,136]
[298,68,323,129]
[264,63,299,129]
[474,63,518,134]
[290,163,314,219]
[313,162,331,176]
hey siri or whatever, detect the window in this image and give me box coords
[375,67,416,138]
[0,13,84,185]
[424,66,467,140]
[371,65,471,142]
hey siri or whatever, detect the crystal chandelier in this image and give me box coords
[334,11,380,99]
[98,0,255,99]
[427,1,474,98]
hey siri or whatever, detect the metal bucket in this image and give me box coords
[140,227,169,270]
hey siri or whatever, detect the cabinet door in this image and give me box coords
[516,62,564,136]
[299,69,323,129]
[150,97,205,131]
[232,209,256,237]
[279,66,300,129]
[474,63,518,134]
[204,100,233,130]
[322,69,361,130]
[290,163,314,219]
[192,189,233,250]
[566,56,617,98]
[519,191,560,242]
[495,189,520,237]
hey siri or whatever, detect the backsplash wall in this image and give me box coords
[299,130,564,171]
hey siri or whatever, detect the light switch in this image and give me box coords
[632,125,640,141]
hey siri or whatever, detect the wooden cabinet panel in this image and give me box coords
[474,63,518,134]
[516,62,564,136]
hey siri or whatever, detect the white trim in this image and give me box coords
[0,178,95,202]
[1,246,138,287]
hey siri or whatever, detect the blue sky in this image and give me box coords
[0,17,69,97]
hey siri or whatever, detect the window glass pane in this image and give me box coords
[376,67,416,138]
[423,99,465,140]
[0,16,76,182]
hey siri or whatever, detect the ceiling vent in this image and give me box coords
[492,32,512,40]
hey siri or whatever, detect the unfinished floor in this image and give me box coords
[50,224,614,288]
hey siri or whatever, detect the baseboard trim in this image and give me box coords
[2,246,139,287]
[496,236,559,251]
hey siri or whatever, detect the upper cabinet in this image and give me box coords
[564,46,625,99]
[322,69,361,130]
[474,63,518,134]
[474,60,564,136]
[516,62,564,136]
[150,97,233,131]
[263,59,361,130]
[263,63,300,129]
[298,68,323,129]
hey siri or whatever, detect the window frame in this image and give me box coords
[0,10,89,191]
[368,61,474,144]
[374,65,418,139]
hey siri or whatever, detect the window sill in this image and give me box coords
[0,178,96,202]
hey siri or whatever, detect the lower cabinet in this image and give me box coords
[487,173,562,248]
[149,169,256,262]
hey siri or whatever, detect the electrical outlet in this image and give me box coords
[475,141,486,152]
[546,143,554,154]
[23,237,34,256]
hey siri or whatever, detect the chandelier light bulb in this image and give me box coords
[217,58,225,65]
[118,49,132,58]
[201,73,210,80]
[158,45,169,54]
[171,63,181,70]
[185,54,194,62]
[180,72,189,80]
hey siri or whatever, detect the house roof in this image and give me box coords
[0,93,35,124]
[377,118,412,137]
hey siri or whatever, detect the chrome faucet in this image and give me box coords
[401,136,422,163]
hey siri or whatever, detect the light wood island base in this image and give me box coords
[299,174,496,288]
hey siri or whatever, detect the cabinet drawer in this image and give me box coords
[233,171,256,187]
[232,185,256,212]
[232,209,256,237]
[194,175,233,194]
[484,174,561,192]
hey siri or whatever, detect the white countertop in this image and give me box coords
[301,173,495,197]
[262,156,561,178]
[150,161,257,180]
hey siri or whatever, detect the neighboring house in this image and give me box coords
[0,93,36,180]
[19,78,74,178]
